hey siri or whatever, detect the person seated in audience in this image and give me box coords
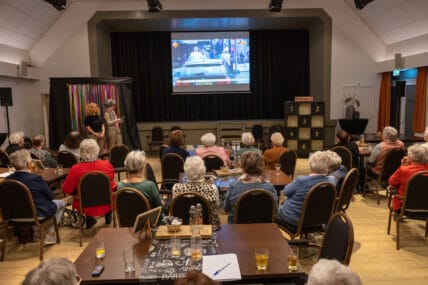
[195,132,231,167]
[162,129,189,160]
[62,139,116,228]
[173,156,221,228]
[174,270,218,285]
[367,126,404,178]
[263,132,287,170]
[6,150,65,245]
[334,130,359,168]
[6,130,25,154]
[236,132,262,157]
[388,144,428,213]
[23,257,80,285]
[31,134,57,168]
[84,102,105,150]
[307,259,361,285]
[326,150,348,191]
[118,150,162,209]
[277,151,335,226]
[59,131,81,161]
[224,151,277,223]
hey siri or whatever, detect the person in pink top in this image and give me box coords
[388,144,428,211]
[195,133,231,167]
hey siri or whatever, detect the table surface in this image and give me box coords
[75,224,305,284]
[0,167,68,185]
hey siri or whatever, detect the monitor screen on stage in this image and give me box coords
[171,31,250,94]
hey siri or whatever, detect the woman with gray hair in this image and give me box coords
[307,259,361,285]
[6,130,25,154]
[277,151,335,226]
[6,149,65,245]
[195,132,231,167]
[172,156,220,227]
[23,257,80,285]
[389,144,428,212]
[236,132,262,157]
[62,139,116,229]
[117,150,162,209]
[263,132,287,170]
[367,126,404,177]
[224,151,278,223]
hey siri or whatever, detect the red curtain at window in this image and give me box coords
[377,72,391,131]
[413,66,428,133]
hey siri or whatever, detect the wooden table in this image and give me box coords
[75,224,306,284]
[0,167,69,185]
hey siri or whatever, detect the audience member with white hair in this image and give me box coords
[23,257,80,285]
[236,132,262,157]
[195,133,231,167]
[6,130,25,154]
[263,132,287,170]
[307,259,361,285]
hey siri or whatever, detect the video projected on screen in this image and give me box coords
[171,31,250,94]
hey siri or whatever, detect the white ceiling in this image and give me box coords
[0,0,427,51]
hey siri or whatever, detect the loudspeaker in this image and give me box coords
[0,87,13,106]
[19,60,28,77]
[394,53,403,69]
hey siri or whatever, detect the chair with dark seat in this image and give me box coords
[278,149,297,179]
[0,179,60,261]
[160,153,184,194]
[202,155,224,172]
[387,171,428,250]
[330,145,353,170]
[363,148,405,204]
[335,168,359,212]
[57,150,78,168]
[252,124,265,150]
[170,192,212,225]
[146,126,165,156]
[114,187,151,227]
[109,144,130,181]
[159,144,169,162]
[77,171,115,246]
[234,189,276,224]
[0,149,10,167]
[276,182,336,239]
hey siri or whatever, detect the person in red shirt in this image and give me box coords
[62,138,116,228]
[388,144,428,212]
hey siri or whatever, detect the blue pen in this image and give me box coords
[213,262,231,276]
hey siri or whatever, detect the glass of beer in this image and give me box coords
[255,248,269,270]
[170,236,181,257]
[94,237,105,259]
[288,246,298,272]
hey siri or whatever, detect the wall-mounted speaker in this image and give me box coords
[0,87,13,106]
[19,61,28,77]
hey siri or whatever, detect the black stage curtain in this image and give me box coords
[48,77,141,150]
[111,30,309,122]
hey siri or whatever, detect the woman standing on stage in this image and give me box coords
[84,102,105,150]
[104,99,123,149]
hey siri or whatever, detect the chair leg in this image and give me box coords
[1,223,7,261]
[396,218,400,250]
[39,224,45,261]
[53,217,60,244]
[375,182,380,205]
[387,210,393,235]
[425,219,428,237]
[79,215,83,247]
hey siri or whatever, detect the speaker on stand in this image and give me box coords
[0,87,13,137]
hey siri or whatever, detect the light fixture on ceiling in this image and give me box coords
[269,0,283,12]
[354,0,374,10]
[147,0,162,12]
[43,0,66,11]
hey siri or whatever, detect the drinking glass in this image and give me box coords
[264,170,271,182]
[57,164,64,174]
[94,237,105,259]
[288,246,298,272]
[274,163,281,175]
[170,236,181,257]
[190,236,202,261]
[123,248,136,273]
[255,248,269,270]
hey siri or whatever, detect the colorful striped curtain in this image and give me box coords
[413,67,428,133]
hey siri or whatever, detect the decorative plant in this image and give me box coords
[343,93,360,109]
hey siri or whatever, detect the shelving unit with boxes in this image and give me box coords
[284,101,325,157]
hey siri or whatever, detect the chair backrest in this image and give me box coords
[330,146,352,171]
[336,168,359,212]
[57,150,78,168]
[145,162,159,190]
[278,150,297,178]
[319,212,354,265]
[297,182,336,234]
[0,179,39,223]
[78,171,113,210]
[379,148,405,180]
[109,144,130,168]
[252,124,264,141]
[152,126,164,142]
[161,153,184,189]
[114,187,151,227]
[234,189,276,224]
[401,171,428,216]
[0,149,10,167]
[202,155,224,172]
[159,144,169,161]
[170,192,212,225]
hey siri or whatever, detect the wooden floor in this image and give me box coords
[0,157,427,284]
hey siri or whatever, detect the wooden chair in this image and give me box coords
[114,187,151,227]
[57,150,78,168]
[363,148,405,204]
[0,180,60,261]
[234,189,276,224]
[278,149,297,179]
[77,171,115,246]
[330,145,352,170]
[160,153,184,194]
[276,182,336,239]
[335,168,359,212]
[202,155,224,172]
[0,149,10,167]
[387,171,428,250]
[109,144,130,181]
[170,192,212,225]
